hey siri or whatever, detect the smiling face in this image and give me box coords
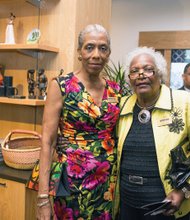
[129,54,161,99]
[78,31,110,75]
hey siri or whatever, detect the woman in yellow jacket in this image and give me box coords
[114,47,190,220]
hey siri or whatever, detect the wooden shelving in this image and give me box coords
[0,0,111,138]
[0,0,41,7]
[0,97,45,106]
[0,43,59,53]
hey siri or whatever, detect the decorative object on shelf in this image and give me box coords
[6,86,18,97]
[0,140,3,164]
[0,86,6,97]
[36,68,48,100]
[1,129,42,170]
[27,69,36,99]
[4,76,13,87]
[0,77,3,86]
[5,13,16,44]
[27,28,41,44]
[0,64,5,97]
[0,64,5,86]
[0,85,6,97]
[3,76,19,97]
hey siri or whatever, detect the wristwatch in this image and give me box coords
[181,186,190,199]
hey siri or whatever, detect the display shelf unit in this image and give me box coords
[0,97,45,106]
[0,0,43,7]
[0,0,56,138]
[0,43,59,53]
[0,0,112,139]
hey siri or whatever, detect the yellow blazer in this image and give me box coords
[114,84,190,219]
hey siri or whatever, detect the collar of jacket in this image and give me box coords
[120,84,173,116]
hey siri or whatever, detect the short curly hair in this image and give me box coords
[126,46,167,83]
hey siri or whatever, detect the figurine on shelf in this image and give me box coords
[27,69,36,99]
[0,64,5,86]
[36,68,48,100]
[5,12,16,44]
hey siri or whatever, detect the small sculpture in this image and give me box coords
[5,12,16,44]
[27,69,36,99]
[36,69,48,100]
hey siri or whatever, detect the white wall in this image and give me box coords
[111,0,190,65]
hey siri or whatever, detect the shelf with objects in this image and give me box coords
[0,0,59,52]
[0,0,60,138]
[0,0,59,90]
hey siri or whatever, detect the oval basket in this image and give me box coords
[2,130,42,170]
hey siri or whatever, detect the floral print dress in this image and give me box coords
[54,73,121,220]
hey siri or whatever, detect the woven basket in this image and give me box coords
[2,130,42,170]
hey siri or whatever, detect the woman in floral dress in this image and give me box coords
[37,24,121,220]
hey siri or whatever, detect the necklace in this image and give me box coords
[136,92,160,124]
[136,103,155,124]
[136,91,160,124]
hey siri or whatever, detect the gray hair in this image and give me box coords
[78,24,111,50]
[126,47,167,83]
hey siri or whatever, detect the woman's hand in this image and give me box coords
[163,189,185,216]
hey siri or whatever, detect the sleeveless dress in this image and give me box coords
[54,73,121,220]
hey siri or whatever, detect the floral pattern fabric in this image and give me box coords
[54,73,121,220]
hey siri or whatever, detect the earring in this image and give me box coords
[78,55,82,61]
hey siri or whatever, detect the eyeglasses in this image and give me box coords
[128,67,155,80]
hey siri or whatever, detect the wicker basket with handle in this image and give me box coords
[2,129,42,170]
